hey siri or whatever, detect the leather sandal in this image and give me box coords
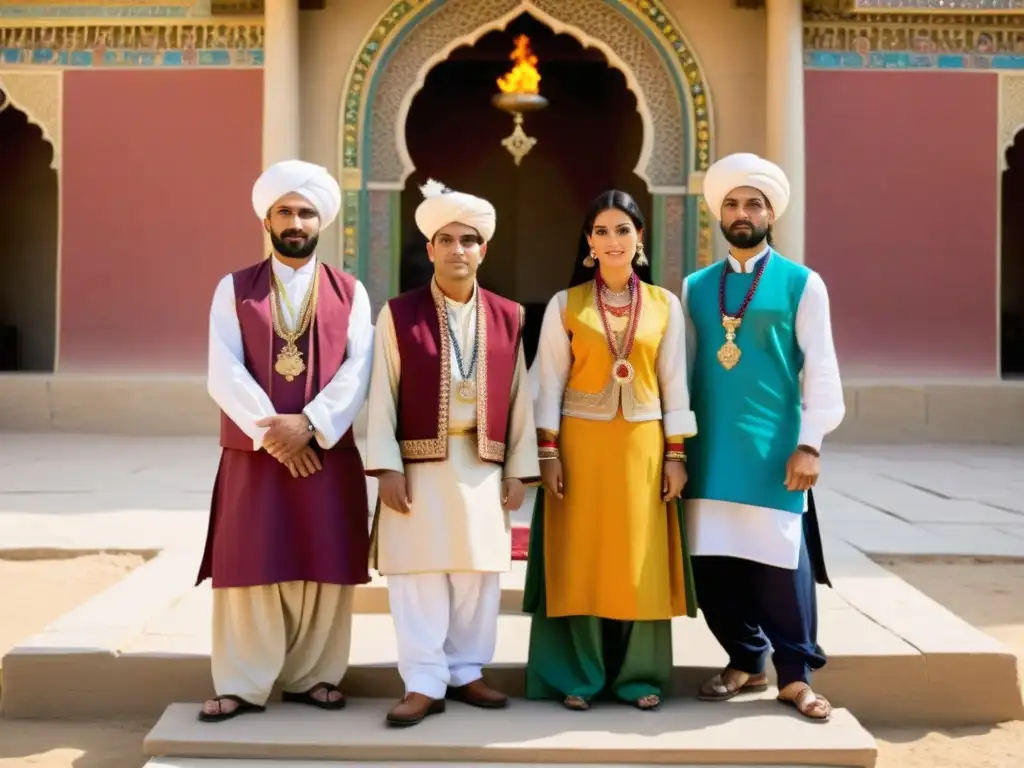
[282,682,346,710]
[697,670,769,701]
[198,694,265,723]
[777,686,832,722]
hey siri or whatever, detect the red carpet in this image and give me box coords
[511,525,530,561]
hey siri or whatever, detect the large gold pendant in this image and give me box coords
[717,316,742,370]
[274,342,306,382]
[456,379,477,403]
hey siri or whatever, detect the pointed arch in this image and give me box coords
[336,0,716,305]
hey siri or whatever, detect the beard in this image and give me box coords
[271,228,319,259]
[721,221,768,249]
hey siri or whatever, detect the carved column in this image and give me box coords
[765,0,806,263]
[262,0,300,166]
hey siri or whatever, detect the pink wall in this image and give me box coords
[60,69,263,373]
[805,70,998,378]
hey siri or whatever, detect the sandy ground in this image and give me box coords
[0,554,155,768]
[0,555,1022,767]
[872,558,1024,768]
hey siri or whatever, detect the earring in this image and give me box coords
[635,242,648,266]
[583,248,596,268]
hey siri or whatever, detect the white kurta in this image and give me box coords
[205,255,374,702]
[365,282,538,698]
[207,255,374,450]
[680,248,846,570]
[365,283,539,576]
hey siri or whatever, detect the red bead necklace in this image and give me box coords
[595,272,642,384]
[715,252,770,370]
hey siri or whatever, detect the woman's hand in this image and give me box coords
[540,458,564,500]
[662,460,687,502]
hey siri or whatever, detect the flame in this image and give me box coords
[496,35,541,95]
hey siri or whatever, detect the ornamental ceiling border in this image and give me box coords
[803,8,1024,70]
[0,20,264,68]
[0,70,61,170]
[339,0,714,191]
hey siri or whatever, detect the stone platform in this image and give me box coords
[2,535,1020,732]
[144,697,876,766]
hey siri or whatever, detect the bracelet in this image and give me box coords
[539,448,560,461]
[797,444,820,457]
[665,451,686,462]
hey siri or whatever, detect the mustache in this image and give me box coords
[280,229,306,239]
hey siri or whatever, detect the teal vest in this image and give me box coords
[683,251,809,514]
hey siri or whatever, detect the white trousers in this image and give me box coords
[212,581,354,707]
[387,572,501,700]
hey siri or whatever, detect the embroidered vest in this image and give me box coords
[388,281,523,465]
[218,259,356,451]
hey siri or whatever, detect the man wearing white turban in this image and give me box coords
[365,179,540,726]
[680,153,845,722]
[197,159,374,722]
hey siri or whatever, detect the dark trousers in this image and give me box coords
[692,537,826,688]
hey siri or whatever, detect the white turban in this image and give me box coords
[414,179,496,242]
[252,160,342,229]
[702,153,790,221]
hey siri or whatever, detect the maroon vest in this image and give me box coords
[388,281,523,465]
[219,258,357,450]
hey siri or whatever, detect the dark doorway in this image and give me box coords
[400,12,648,365]
[0,93,59,372]
[1002,131,1024,378]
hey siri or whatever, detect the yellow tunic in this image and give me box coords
[540,281,694,621]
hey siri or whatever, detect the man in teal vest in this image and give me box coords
[682,153,845,722]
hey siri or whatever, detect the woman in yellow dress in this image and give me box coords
[523,189,698,711]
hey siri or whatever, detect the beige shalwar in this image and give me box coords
[212,581,355,706]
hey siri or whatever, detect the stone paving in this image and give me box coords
[2,433,1023,558]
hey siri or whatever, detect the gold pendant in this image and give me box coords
[456,379,477,402]
[274,342,306,382]
[717,316,742,370]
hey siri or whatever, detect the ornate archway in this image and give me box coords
[0,71,62,372]
[337,0,716,308]
[1000,73,1024,377]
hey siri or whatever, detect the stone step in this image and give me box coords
[3,536,1021,728]
[144,764,842,768]
[143,697,877,766]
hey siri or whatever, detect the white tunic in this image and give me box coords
[207,255,374,450]
[681,248,846,570]
[365,283,540,575]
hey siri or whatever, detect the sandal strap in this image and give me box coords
[793,687,831,714]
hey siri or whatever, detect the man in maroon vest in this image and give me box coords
[197,160,373,722]
[365,179,540,726]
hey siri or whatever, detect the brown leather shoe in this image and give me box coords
[385,692,446,727]
[446,678,509,709]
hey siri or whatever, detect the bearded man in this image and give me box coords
[681,153,845,722]
[197,159,373,722]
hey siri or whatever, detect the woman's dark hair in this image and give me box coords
[567,189,654,288]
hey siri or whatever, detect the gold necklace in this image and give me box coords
[269,268,319,382]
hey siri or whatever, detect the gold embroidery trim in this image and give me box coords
[476,293,507,463]
[398,280,451,460]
